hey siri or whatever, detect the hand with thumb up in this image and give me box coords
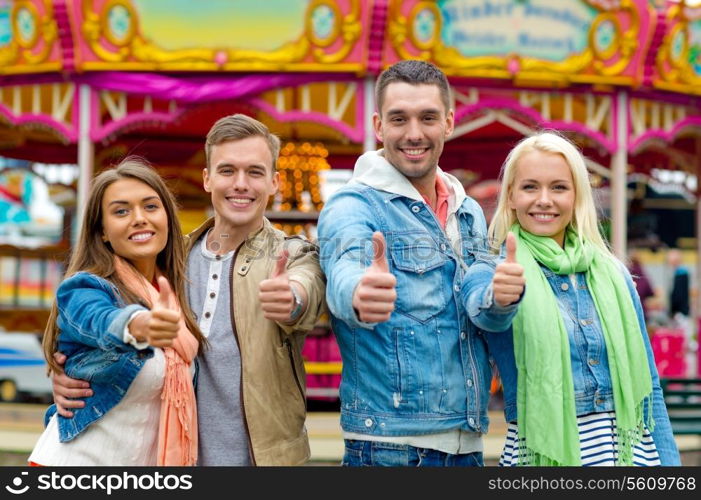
[128,276,180,348]
[492,232,525,307]
[259,248,308,323]
[352,232,397,323]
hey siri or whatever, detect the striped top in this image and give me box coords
[499,411,661,466]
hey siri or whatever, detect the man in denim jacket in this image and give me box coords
[318,60,503,466]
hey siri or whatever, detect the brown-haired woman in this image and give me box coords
[29,158,205,466]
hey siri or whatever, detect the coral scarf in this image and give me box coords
[114,256,198,466]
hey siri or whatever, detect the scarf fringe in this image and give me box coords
[615,396,654,466]
[159,349,196,466]
[517,445,566,467]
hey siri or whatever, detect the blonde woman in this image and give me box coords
[462,132,679,466]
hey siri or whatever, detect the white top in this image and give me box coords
[29,348,165,466]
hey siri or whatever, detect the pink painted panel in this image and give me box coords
[70,0,371,72]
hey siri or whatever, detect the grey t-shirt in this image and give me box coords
[187,232,251,465]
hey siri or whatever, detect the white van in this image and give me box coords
[0,331,52,402]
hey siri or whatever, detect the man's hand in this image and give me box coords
[352,232,397,323]
[492,232,525,307]
[128,277,180,348]
[259,249,307,323]
[51,352,92,418]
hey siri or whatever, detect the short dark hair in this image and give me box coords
[205,114,281,173]
[375,60,451,115]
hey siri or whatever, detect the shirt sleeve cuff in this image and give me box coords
[123,311,151,350]
[480,283,523,313]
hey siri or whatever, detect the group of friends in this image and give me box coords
[28,60,680,467]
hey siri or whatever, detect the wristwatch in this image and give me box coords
[289,284,304,322]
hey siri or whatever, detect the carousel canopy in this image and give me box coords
[1,0,701,184]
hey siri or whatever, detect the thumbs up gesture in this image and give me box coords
[352,232,397,323]
[128,276,180,348]
[492,232,525,307]
[259,249,306,323]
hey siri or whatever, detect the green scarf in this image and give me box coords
[511,225,653,466]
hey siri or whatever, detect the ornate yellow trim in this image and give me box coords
[306,0,342,48]
[310,0,361,64]
[591,2,639,76]
[654,5,699,88]
[0,0,57,69]
[407,2,441,51]
[590,14,621,61]
[100,0,138,47]
[668,24,689,70]
[13,1,40,49]
[79,0,361,70]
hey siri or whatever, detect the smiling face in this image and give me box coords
[509,150,576,247]
[203,136,279,239]
[101,177,168,279]
[373,82,454,190]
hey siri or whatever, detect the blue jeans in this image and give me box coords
[341,439,484,467]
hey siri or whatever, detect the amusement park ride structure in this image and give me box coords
[3,0,701,341]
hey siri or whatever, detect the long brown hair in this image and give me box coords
[43,157,205,372]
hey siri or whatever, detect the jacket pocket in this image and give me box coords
[389,233,451,323]
[389,326,444,413]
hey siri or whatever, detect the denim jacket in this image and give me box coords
[44,272,151,442]
[461,255,681,465]
[318,150,493,436]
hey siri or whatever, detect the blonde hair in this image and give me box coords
[489,131,612,257]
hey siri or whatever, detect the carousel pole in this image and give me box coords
[694,137,701,372]
[611,90,629,259]
[75,84,94,244]
[363,76,376,152]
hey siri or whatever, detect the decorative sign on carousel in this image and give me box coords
[385,0,655,86]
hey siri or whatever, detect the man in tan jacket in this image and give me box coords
[51,114,326,465]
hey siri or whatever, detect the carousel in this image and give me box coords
[1,0,701,377]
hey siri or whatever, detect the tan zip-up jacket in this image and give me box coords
[187,217,326,465]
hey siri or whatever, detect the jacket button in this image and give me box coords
[468,417,475,426]
[204,312,211,319]
[561,283,569,291]
[411,206,420,213]
[454,284,460,292]
[467,379,473,387]
[588,358,599,366]
[364,418,373,427]
[460,332,466,340]
[209,292,216,299]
